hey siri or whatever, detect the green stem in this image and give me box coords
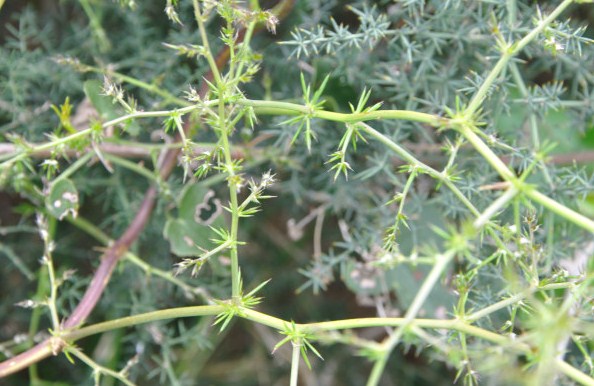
[397,169,416,221]
[474,186,519,228]
[102,105,204,128]
[67,216,110,244]
[216,96,241,301]
[66,305,224,341]
[0,97,443,167]
[509,62,540,148]
[359,123,480,217]
[78,0,111,53]
[67,346,136,386]
[53,152,93,184]
[234,7,259,80]
[0,129,90,165]
[27,267,49,383]
[466,282,575,322]
[465,0,575,116]
[192,0,222,85]
[506,0,517,26]
[459,124,594,232]
[525,189,594,233]
[64,308,500,347]
[465,50,512,117]
[290,340,300,386]
[556,358,594,386]
[366,250,455,386]
[225,147,241,301]
[0,103,209,166]
[385,168,417,250]
[173,114,188,144]
[240,308,288,330]
[90,67,188,106]
[514,0,575,53]
[45,246,60,330]
[458,125,515,180]
[509,62,555,187]
[125,252,209,300]
[239,99,445,126]
[102,153,159,182]
[0,244,34,280]
[202,239,234,262]
[10,305,591,385]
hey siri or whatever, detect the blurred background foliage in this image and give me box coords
[1,0,594,385]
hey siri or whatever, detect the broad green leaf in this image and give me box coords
[163,218,213,257]
[83,79,141,136]
[83,80,118,121]
[178,183,224,226]
[45,178,79,220]
[164,184,225,264]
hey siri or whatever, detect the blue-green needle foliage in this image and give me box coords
[1,1,594,386]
